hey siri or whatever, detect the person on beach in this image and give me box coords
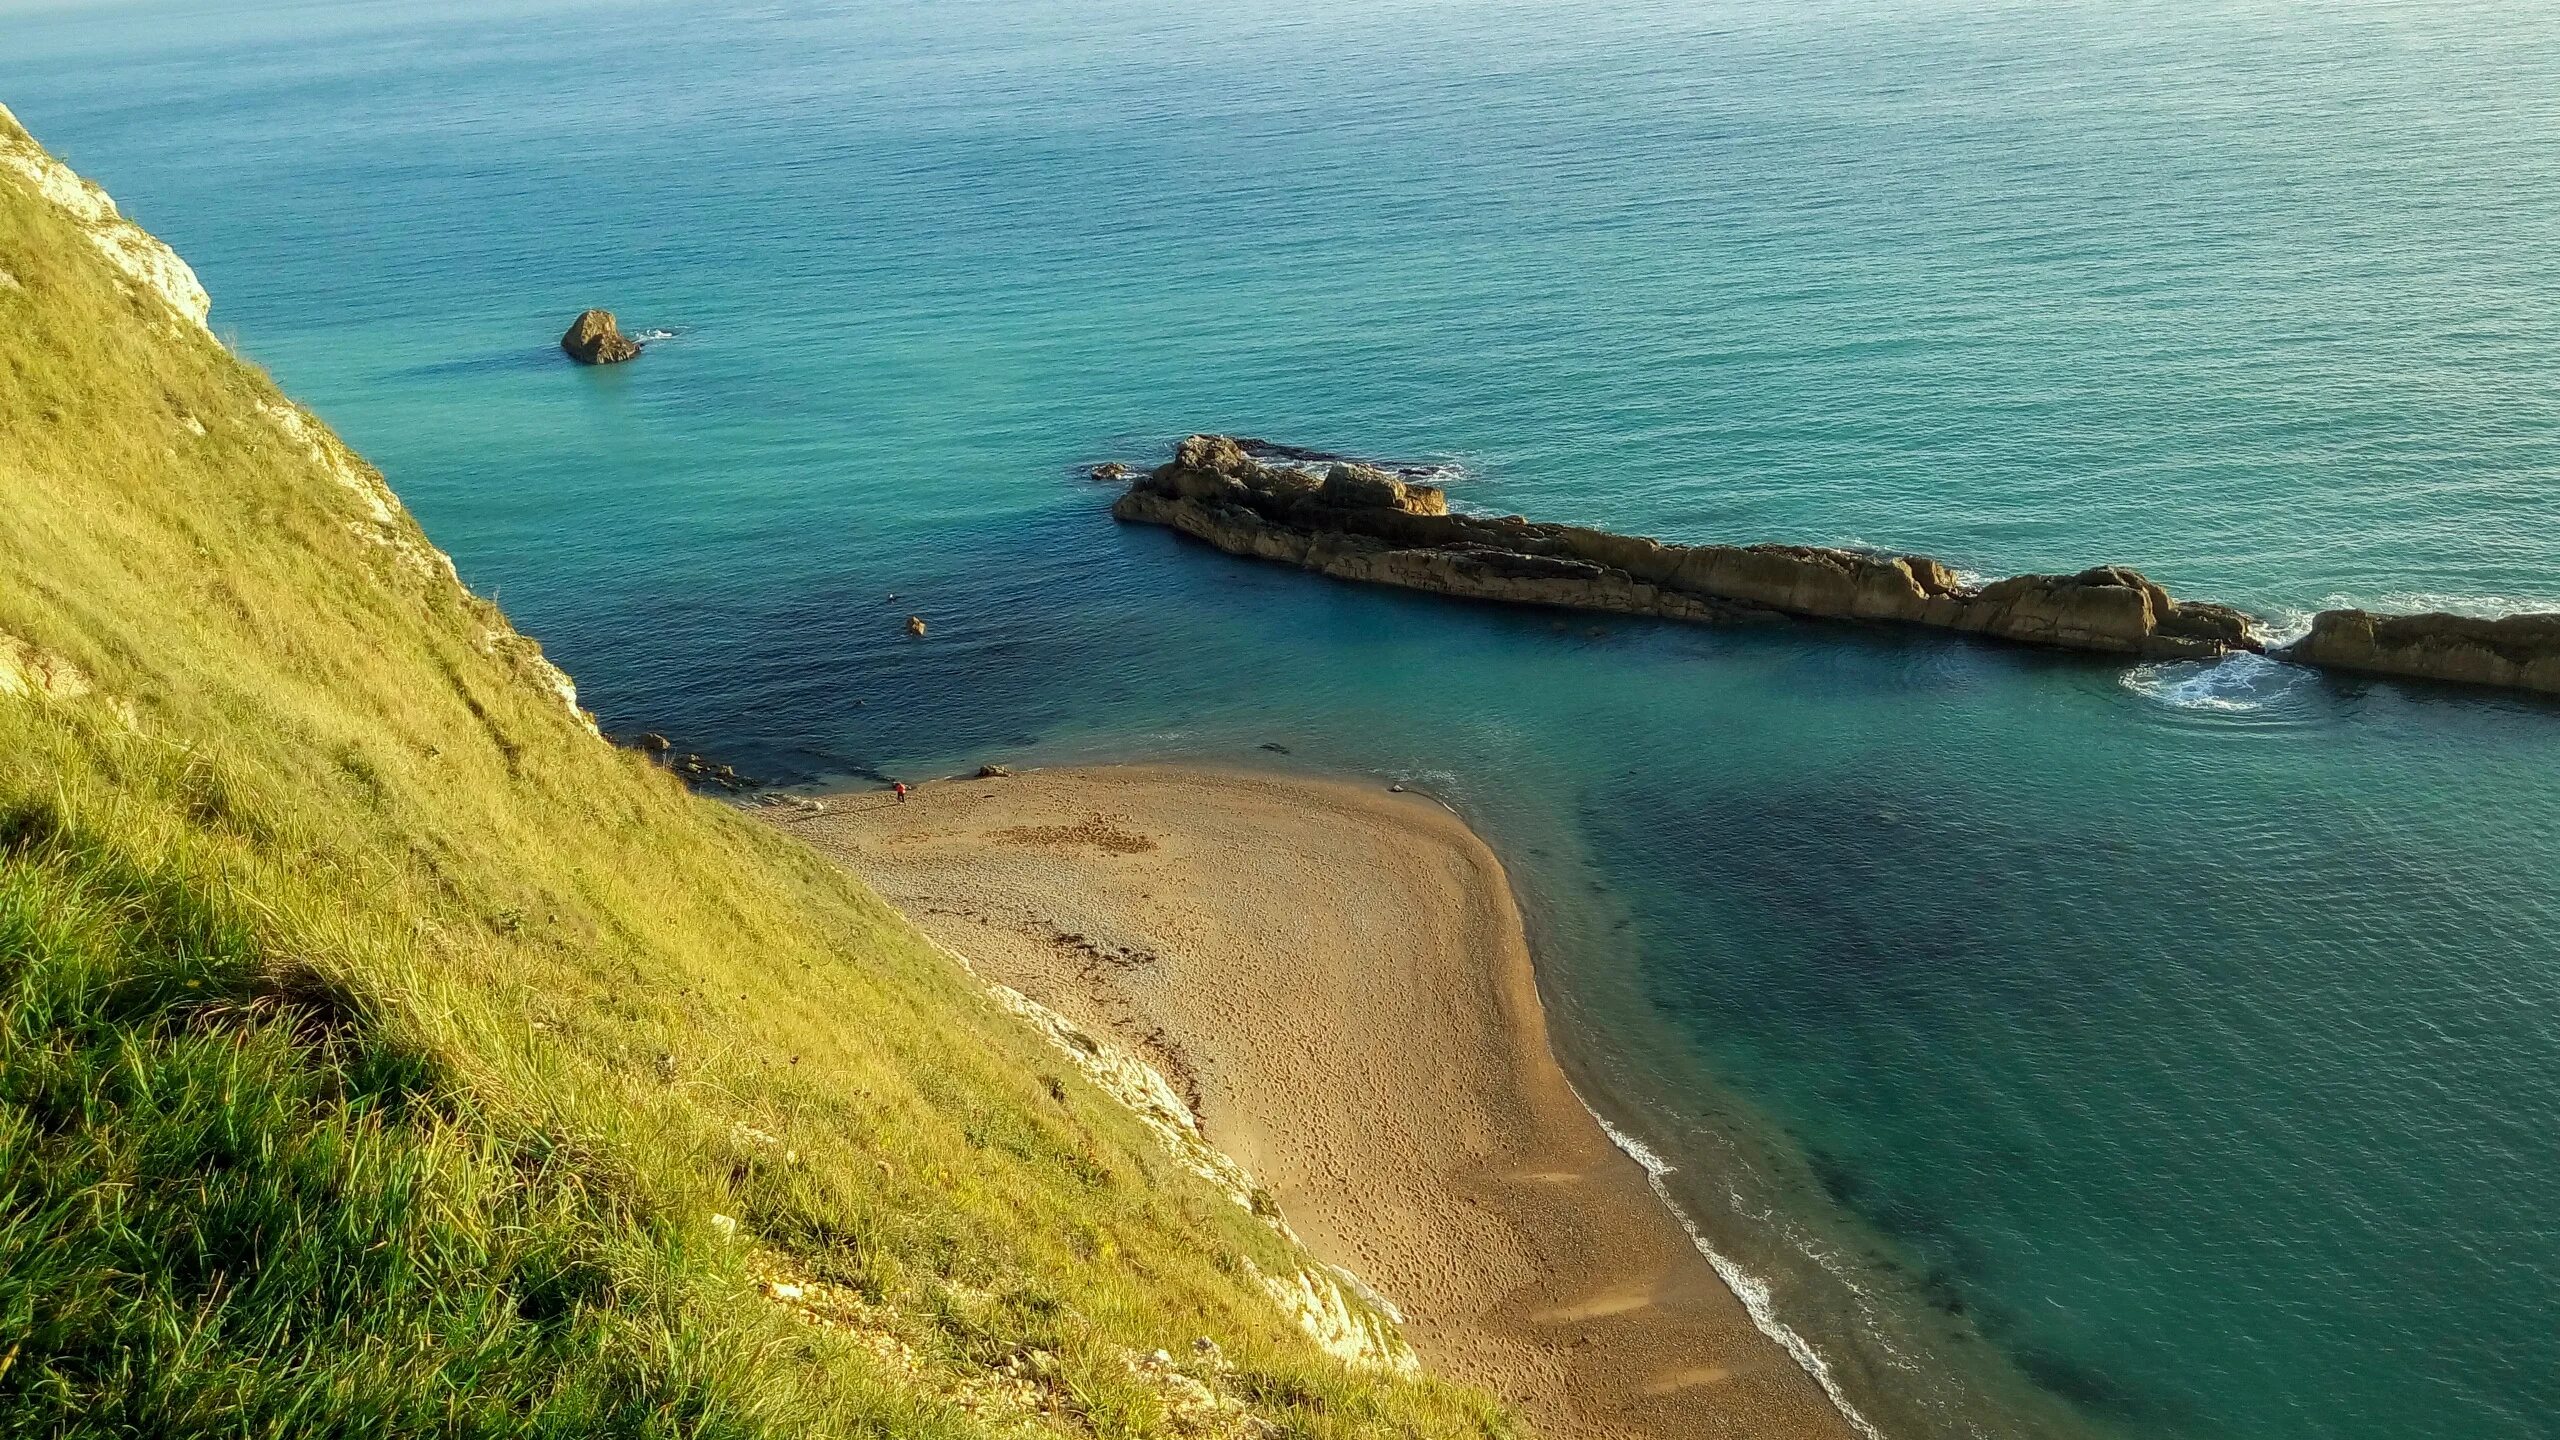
[893,782,909,804]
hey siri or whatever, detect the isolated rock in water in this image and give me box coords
[2286,609,2560,695]
[637,731,672,754]
[560,309,642,364]
[904,615,927,637]
[1090,462,1135,481]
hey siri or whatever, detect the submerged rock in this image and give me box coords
[560,309,642,365]
[670,751,750,791]
[2287,609,2560,695]
[1090,462,1136,481]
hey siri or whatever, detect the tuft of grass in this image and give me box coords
[0,109,1510,1439]
[0,824,781,1437]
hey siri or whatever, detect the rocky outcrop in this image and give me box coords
[2286,610,2560,695]
[560,308,642,364]
[0,102,211,331]
[1112,435,2262,663]
[0,630,92,703]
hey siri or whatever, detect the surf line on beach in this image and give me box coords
[1577,1093,1892,1440]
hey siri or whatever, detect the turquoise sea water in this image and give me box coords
[9,1,2559,1435]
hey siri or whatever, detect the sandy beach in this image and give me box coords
[787,764,1855,1440]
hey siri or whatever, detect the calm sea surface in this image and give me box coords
[8,2,2558,1435]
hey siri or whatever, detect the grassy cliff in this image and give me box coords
[0,105,1507,1440]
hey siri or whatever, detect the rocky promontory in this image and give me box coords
[1112,435,2261,663]
[1110,435,2560,698]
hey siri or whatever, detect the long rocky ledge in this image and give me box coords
[1109,435,2560,696]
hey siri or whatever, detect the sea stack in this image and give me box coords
[560,308,642,364]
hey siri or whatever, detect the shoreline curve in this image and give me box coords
[785,762,1863,1440]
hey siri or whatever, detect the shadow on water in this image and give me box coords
[384,346,568,383]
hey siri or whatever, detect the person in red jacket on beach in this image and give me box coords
[893,782,909,804]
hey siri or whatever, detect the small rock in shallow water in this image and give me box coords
[1259,742,1291,754]
[904,615,927,636]
[977,764,1013,778]
[1090,461,1135,481]
[559,308,642,364]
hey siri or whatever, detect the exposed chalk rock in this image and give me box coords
[0,103,211,330]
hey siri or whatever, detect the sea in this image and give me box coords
[7,1,2556,1435]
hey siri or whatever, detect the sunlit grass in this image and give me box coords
[0,113,1509,1439]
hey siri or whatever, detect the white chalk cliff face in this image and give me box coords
[0,102,212,331]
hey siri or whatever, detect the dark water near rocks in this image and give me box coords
[10,2,2560,1435]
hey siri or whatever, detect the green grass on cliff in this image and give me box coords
[0,111,1509,1440]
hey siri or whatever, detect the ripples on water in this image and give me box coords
[2120,652,2320,726]
[7,2,2560,1437]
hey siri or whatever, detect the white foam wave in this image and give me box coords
[2120,650,2309,714]
[2315,590,2560,621]
[1235,442,1466,485]
[633,327,677,342]
[1580,1099,1891,1440]
[2256,607,2316,648]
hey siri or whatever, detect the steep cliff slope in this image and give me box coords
[0,105,1504,1440]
